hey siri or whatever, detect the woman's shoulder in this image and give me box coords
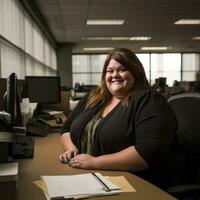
[133,88,161,100]
[130,88,176,121]
[130,88,167,108]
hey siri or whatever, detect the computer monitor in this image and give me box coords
[25,76,61,114]
[4,73,22,126]
[0,78,7,111]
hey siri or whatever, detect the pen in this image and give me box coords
[91,172,111,192]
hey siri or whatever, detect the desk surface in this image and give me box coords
[5,134,176,200]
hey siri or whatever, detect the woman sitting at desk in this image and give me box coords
[59,48,177,184]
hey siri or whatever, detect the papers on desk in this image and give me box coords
[0,162,18,182]
[33,172,136,199]
[44,110,63,116]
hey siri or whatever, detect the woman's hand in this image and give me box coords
[59,149,79,162]
[69,154,96,169]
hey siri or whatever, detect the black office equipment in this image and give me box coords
[26,118,53,137]
[2,73,34,159]
[0,78,25,112]
[55,116,63,124]
[0,78,7,111]
[12,135,34,158]
[153,77,168,96]
[0,111,12,132]
[25,76,60,117]
[4,73,22,126]
[0,132,13,162]
[0,112,13,162]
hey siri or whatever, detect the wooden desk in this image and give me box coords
[3,134,177,200]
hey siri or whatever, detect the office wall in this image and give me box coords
[57,43,73,88]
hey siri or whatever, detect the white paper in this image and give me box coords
[42,173,121,199]
[46,111,63,116]
[0,162,18,182]
[0,162,18,176]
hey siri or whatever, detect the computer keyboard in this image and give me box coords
[12,135,34,158]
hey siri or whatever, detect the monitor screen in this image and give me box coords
[25,76,61,104]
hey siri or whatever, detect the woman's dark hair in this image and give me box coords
[85,48,150,109]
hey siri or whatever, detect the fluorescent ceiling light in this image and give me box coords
[141,47,170,50]
[86,19,125,25]
[130,36,151,41]
[192,36,200,40]
[174,19,200,25]
[112,36,151,41]
[112,37,131,40]
[83,47,114,51]
[82,37,112,40]
[82,36,151,41]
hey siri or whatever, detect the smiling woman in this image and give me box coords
[59,48,177,187]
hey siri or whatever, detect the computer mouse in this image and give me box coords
[56,117,63,124]
[60,159,70,164]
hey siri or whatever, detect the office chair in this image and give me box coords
[166,93,200,200]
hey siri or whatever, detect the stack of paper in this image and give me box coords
[38,173,122,199]
[0,162,18,182]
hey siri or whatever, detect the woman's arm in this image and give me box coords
[69,146,148,172]
[59,93,91,161]
[59,132,79,161]
[60,132,77,150]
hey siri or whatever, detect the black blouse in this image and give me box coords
[61,88,177,167]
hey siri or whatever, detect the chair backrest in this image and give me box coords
[168,93,200,155]
[167,93,200,185]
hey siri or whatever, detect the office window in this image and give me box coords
[33,24,45,63]
[1,0,24,49]
[0,0,57,79]
[0,0,4,36]
[34,61,46,76]
[45,67,57,76]
[73,55,91,85]
[44,40,57,70]
[91,55,106,84]
[136,53,150,82]
[72,54,106,86]
[24,11,33,55]
[73,53,182,87]
[151,53,181,86]
[91,55,106,72]
[44,38,51,66]
[72,53,200,87]
[51,48,57,69]
[25,56,34,76]
[91,73,102,85]
[1,42,25,79]
[182,72,197,81]
[72,54,150,86]
[182,54,200,81]
[73,74,91,85]
[73,55,90,72]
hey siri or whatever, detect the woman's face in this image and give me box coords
[105,59,134,98]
